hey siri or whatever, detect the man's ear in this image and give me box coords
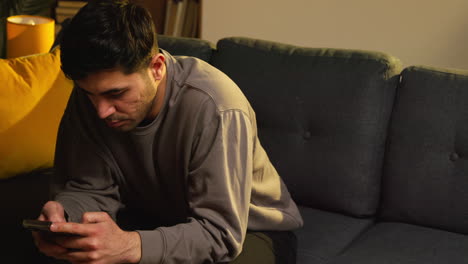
[150,53,166,81]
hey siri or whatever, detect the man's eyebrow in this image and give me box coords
[74,83,127,96]
[75,84,93,95]
[101,88,127,95]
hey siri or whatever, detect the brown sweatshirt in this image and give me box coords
[51,50,303,264]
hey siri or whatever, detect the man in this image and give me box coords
[33,1,303,263]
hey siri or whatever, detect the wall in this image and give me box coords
[201,0,468,69]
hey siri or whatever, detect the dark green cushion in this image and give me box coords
[158,35,214,62]
[381,66,468,234]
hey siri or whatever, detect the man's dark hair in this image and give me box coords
[60,0,158,80]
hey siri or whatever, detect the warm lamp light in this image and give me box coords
[6,15,55,58]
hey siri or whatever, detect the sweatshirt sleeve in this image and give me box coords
[50,100,122,223]
[137,109,253,264]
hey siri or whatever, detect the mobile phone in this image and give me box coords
[23,219,78,237]
[22,219,53,232]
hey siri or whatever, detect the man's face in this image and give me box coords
[75,67,160,132]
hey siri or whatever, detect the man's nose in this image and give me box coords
[94,98,116,119]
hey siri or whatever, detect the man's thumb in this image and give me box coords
[41,201,66,223]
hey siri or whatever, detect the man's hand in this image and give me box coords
[33,201,69,258]
[51,212,142,264]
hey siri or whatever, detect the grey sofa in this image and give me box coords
[2,35,468,263]
[160,36,468,264]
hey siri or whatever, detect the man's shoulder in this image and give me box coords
[173,55,251,115]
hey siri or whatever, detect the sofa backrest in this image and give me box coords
[381,66,468,234]
[210,37,402,217]
[158,35,214,62]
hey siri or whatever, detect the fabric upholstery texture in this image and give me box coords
[158,35,214,62]
[0,48,65,131]
[0,49,73,179]
[294,206,373,264]
[210,37,402,217]
[328,222,468,264]
[381,66,468,234]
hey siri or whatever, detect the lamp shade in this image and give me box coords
[6,15,55,58]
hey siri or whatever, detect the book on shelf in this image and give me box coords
[164,0,188,37]
[56,6,80,16]
[181,0,199,37]
[164,0,178,36]
[57,1,87,9]
[173,0,188,37]
[55,1,86,23]
[56,14,71,24]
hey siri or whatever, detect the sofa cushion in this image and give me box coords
[158,35,214,62]
[295,206,373,264]
[381,66,468,234]
[0,48,65,131]
[328,222,468,264]
[0,49,73,179]
[210,37,402,217]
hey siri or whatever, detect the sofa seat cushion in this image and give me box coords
[295,206,373,264]
[328,222,468,264]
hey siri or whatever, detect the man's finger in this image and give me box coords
[54,235,92,251]
[40,242,69,257]
[41,201,66,223]
[62,249,98,263]
[33,232,69,257]
[82,211,111,224]
[50,222,91,236]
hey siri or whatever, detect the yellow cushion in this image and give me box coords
[0,49,73,179]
